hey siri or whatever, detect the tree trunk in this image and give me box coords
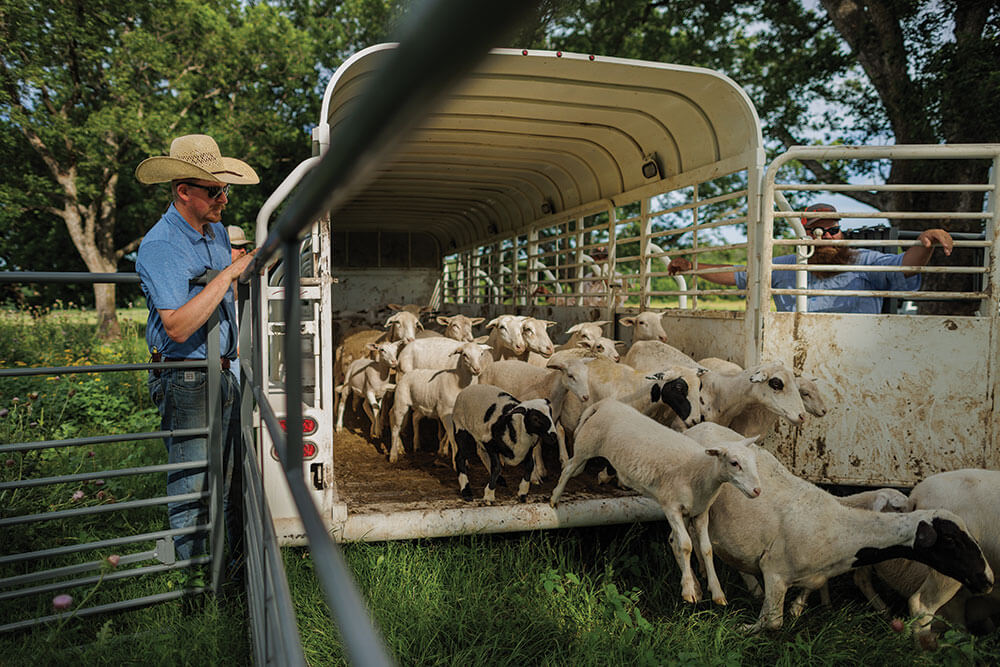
[94,283,121,339]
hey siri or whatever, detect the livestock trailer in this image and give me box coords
[252,44,1000,545]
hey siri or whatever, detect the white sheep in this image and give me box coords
[558,357,706,440]
[334,340,401,438]
[415,314,485,341]
[481,314,526,360]
[451,384,559,503]
[699,362,807,429]
[554,320,610,351]
[387,341,490,463]
[860,469,1000,647]
[623,339,696,370]
[548,336,624,365]
[521,316,557,366]
[550,399,762,605]
[698,358,827,437]
[685,422,994,634]
[619,311,669,344]
[396,336,463,374]
[334,310,422,386]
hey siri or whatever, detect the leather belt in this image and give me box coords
[164,357,232,370]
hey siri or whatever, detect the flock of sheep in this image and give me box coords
[333,304,998,646]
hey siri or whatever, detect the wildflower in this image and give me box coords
[28,392,39,400]
[96,490,106,500]
[12,397,19,404]
[0,409,8,418]
[5,459,13,467]
[52,594,73,611]
[72,490,85,501]
[87,450,95,457]
[94,479,105,487]
[107,555,120,568]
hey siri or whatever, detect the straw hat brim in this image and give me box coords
[135,156,259,185]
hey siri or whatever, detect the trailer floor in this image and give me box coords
[332,411,637,516]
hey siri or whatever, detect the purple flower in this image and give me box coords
[52,594,73,611]
[107,554,120,567]
[72,490,85,501]
[4,459,14,467]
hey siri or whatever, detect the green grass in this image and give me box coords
[284,525,1000,666]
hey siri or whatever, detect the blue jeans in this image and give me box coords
[148,367,243,564]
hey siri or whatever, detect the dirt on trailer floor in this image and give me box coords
[332,408,638,515]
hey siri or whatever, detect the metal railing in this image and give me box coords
[0,272,221,633]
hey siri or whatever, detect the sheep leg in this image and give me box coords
[789,587,814,618]
[853,568,888,613]
[517,448,534,503]
[362,392,378,438]
[388,402,408,463]
[411,412,422,451]
[549,455,588,508]
[530,444,546,484]
[555,422,569,467]
[483,451,503,504]
[744,570,788,633]
[436,418,451,458]
[334,384,350,432]
[453,430,477,500]
[908,570,963,650]
[740,573,764,599]
[690,512,726,605]
[662,508,700,604]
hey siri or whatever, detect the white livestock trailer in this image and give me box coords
[251,44,999,545]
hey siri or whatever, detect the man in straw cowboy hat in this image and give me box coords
[135,134,258,569]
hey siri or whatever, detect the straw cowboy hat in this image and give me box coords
[227,225,252,247]
[135,134,259,185]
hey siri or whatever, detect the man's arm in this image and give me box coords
[667,257,739,286]
[900,229,953,277]
[159,250,257,343]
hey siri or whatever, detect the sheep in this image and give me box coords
[416,314,485,341]
[396,336,464,374]
[619,311,669,344]
[334,310,422,386]
[698,358,827,437]
[550,399,762,605]
[387,342,491,463]
[685,422,994,634]
[558,357,706,442]
[859,469,1000,647]
[738,487,910,612]
[520,316,557,366]
[623,339,696,370]
[334,340,401,439]
[554,320,610,351]
[699,362,807,429]
[479,356,594,479]
[451,384,559,503]
[547,336,624,365]
[481,314,526,360]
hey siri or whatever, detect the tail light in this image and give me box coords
[279,417,318,435]
[269,441,320,462]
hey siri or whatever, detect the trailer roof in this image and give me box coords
[322,44,763,254]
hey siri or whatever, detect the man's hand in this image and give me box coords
[917,229,953,256]
[667,257,692,275]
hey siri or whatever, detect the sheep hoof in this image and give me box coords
[518,494,527,503]
[712,595,728,606]
[460,486,474,500]
[682,592,698,604]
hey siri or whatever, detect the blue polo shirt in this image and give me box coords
[136,203,237,359]
[733,249,921,313]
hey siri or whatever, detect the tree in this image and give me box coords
[535,0,1000,312]
[0,0,322,337]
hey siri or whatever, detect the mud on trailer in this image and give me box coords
[249,44,1000,545]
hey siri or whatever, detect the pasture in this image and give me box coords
[1,306,998,664]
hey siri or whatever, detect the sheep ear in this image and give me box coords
[545,360,566,371]
[436,315,451,326]
[620,317,636,327]
[872,495,889,512]
[365,342,379,352]
[479,344,492,352]
[387,303,403,311]
[416,320,424,330]
[575,340,591,349]
[914,520,938,548]
[749,370,767,383]
[741,435,761,447]
[593,320,610,329]
[419,305,433,314]
[704,448,724,459]
[485,317,500,330]
[470,317,485,325]
[645,371,666,381]
[542,320,557,328]
[697,367,709,377]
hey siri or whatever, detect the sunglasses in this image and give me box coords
[807,225,841,237]
[180,182,230,200]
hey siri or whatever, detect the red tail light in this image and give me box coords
[279,417,318,435]
[270,441,319,462]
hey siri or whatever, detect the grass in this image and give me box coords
[284,525,1000,666]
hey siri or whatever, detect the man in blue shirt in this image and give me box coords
[667,203,954,313]
[135,134,258,568]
